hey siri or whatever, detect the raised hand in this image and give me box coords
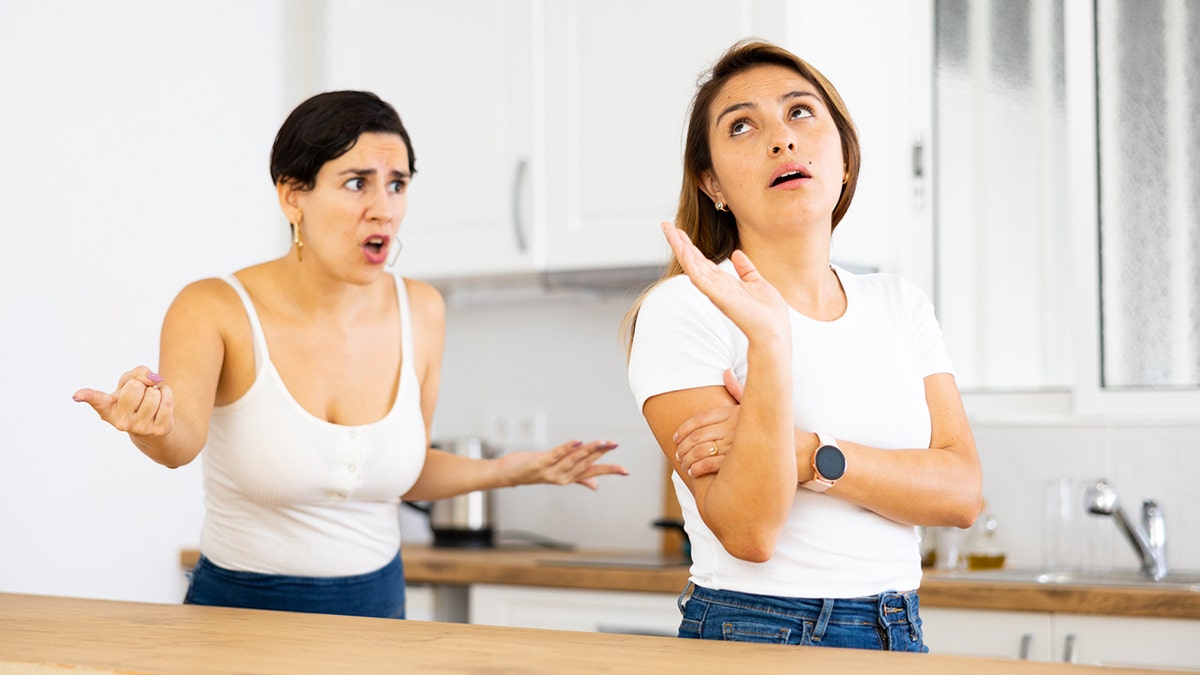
[496,439,627,490]
[660,222,790,343]
[73,366,175,438]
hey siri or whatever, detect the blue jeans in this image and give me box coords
[184,552,406,619]
[677,583,928,652]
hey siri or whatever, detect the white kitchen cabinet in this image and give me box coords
[468,584,680,637]
[321,1,540,280]
[1052,614,1200,672]
[920,607,1200,671]
[920,607,1054,661]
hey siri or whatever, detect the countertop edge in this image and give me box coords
[178,547,1200,620]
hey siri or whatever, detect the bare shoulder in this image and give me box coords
[164,277,245,332]
[171,277,241,311]
[401,277,446,324]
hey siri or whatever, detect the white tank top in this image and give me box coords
[199,274,427,576]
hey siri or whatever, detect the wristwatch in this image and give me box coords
[801,433,846,493]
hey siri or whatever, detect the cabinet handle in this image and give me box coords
[1018,633,1034,660]
[911,136,925,212]
[1062,633,1078,663]
[511,158,528,253]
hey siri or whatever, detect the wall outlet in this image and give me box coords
[484,407,548,451]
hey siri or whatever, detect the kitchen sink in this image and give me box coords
[932,567,1200,591]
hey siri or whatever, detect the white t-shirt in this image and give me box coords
[628,261,954,598]
[200,274,427,577]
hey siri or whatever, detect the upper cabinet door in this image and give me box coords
[541,0,787,272]
[321,0,539,280]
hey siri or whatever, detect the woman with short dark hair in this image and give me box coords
[75,90,625,618]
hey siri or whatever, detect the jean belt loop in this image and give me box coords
[676,580,695,613]
[903,591,921,641]
[812,598,835,642]
[876,590,898,628]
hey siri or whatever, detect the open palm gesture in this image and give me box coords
[660,222,790,343]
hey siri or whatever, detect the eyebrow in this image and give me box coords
[714,90,821,128]
[338,168,411,181]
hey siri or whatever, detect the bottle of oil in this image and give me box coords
[966,512,1006,570]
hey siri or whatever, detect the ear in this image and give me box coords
[699,170,723,206]
[276,181,303,225]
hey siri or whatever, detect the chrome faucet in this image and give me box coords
[1083,479,1167,580]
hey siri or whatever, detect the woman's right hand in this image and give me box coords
[73,366,175,438]
[660,222,790,343]
[674,369,744,478]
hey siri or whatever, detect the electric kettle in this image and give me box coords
[403,437,498,548]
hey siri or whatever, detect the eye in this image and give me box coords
[730,119,753,136]
[790,105,814,120]
[344,177,366,191]
[389,179,407,194]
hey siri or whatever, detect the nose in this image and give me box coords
[367,184,394,223]
[768,123,797,155]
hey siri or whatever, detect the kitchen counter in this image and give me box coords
[179,546,1200,619]
[0,592,1170,674]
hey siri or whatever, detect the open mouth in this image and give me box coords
[770,169,810,187]
[364,235,387,254]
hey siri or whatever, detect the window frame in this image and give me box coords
[947,0,1200,422]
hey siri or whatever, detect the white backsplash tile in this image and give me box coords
[408,289,665,553]
[975,421,1197,572]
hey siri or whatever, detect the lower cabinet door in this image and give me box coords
[918,607,1054,661]
[1052,614,1200,671]
[468,584,680,637]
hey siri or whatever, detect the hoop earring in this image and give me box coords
[292,221,304,262]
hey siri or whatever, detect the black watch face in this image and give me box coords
[815,445,846,481]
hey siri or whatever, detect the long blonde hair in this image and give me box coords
[621,39,861,355]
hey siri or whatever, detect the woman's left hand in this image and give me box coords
[497,440,627,490]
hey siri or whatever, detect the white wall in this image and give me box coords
[0,1,290,602]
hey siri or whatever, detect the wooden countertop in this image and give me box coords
[180,546,1200,620]
[0,592,1170,674]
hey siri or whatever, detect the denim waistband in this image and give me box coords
[185,550,406,618]
[678,582,921,628]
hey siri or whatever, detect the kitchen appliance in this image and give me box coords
[404,437,497,548]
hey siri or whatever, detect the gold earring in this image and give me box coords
[292,221,304,262]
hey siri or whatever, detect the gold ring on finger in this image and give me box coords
[708,442,718,456]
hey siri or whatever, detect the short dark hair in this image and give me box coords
[269,90,416,190]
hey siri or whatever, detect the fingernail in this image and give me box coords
[672,432,679,443]
[148,372,163,383]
